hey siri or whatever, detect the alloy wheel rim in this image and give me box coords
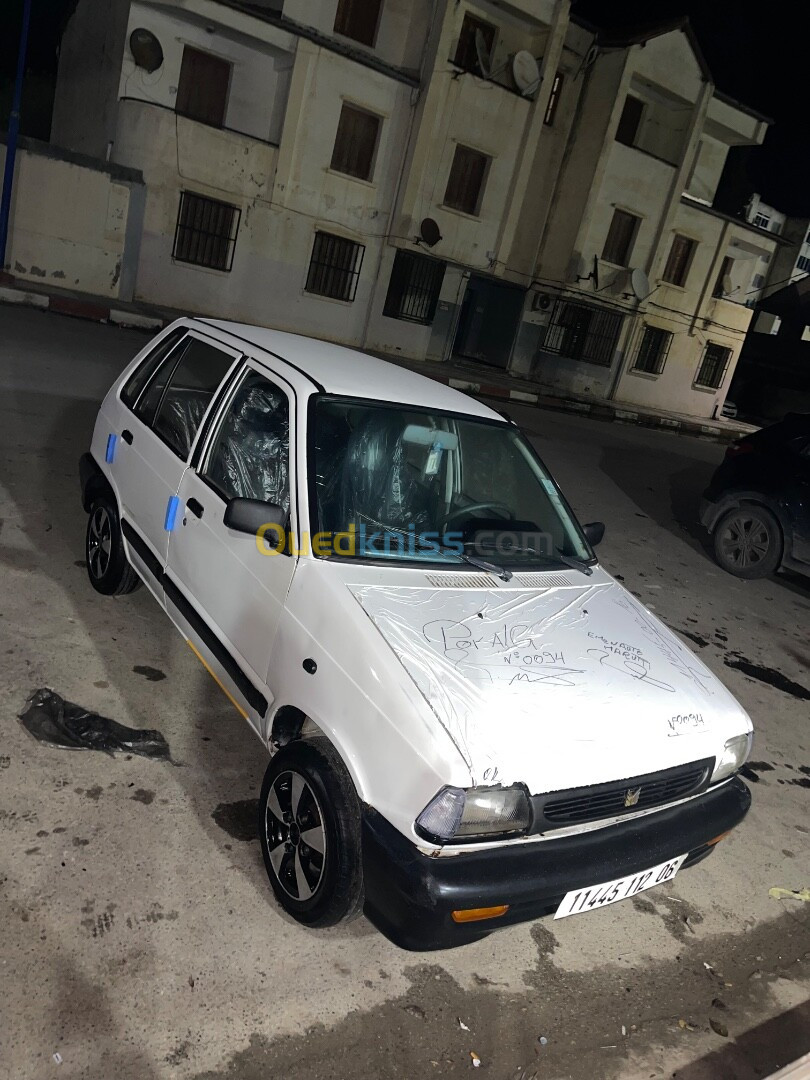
[88,507,113,579]
[720,513,770,568]
[264,770,326,901]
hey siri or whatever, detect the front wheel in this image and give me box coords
[713,504,783,579]
[258,738,363,927]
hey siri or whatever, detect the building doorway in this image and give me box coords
[452,275,525,369]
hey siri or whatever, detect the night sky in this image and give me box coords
[2,0,808,215]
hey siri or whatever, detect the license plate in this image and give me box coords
[554,854,687,919]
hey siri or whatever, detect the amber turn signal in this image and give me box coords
[451,905,510,924]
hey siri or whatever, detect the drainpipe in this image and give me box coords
[0,0,33,272]
[359,0,441,350]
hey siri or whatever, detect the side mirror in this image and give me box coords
[224,498,287,539]
[583,521,605,547]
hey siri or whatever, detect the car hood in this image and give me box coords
[349,569,752,792]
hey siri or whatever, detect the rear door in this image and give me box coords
[164,362,297,715]
[791,438,810,564]
[113,330,241,587]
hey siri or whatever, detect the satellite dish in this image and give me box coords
[720,273,734,295]
[130,28,163,73]
[420,218,442,247]
[474,29,493,77]
[630,267,651,299]
[512,51,540,96]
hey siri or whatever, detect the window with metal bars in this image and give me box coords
[173,191,240,271]
[383,250,446,324]
[631,325,672,375]
[305,232,365,302]
[602,209,640,266]
[331,104,381,181]
[542,299,623,367]
[444,145,490,216]
[662,234,696,286]
[695,343,732,389]
[333,0,382,46]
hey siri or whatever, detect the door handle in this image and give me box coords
[187,497,204,519]
[121,429,133,445]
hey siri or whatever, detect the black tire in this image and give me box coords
[85,495,141,596]
[713,504,783,579]
[258,738,363,928]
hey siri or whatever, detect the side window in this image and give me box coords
[152,339,237,459]
[200,370,290,510]
[120,327,187,409]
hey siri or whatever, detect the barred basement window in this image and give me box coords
[173,192,240,271]
[542,299,623,367]
[631,325,672,376]
[383,251,446,324]
[695,343,732,389]
[305,232,365,302]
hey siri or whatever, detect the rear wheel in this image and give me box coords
[258,738,363,927]
[86,496,141,595]
[713,505,782,579]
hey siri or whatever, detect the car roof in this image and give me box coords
[198,319,504,421]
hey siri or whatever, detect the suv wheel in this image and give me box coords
[713,505,783,579]
[86,496,141,595]
[258,738,363,927]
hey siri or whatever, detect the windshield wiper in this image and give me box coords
[416,536,513,582]
[554,551,593,576]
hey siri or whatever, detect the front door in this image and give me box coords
[113,329,241,580]
[452,276,525,369]
[165,364,297,705]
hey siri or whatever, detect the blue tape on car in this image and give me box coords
[164,495,180,532]
[105,434,117,464]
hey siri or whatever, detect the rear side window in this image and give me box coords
[152,339,237,459]
[120,328,187,409]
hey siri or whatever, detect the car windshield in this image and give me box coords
[308,397,592,569]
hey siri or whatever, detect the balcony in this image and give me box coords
[113,98,279,201]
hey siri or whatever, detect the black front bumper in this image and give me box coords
[361,777,750,950]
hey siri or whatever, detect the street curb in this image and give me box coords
[0,280,746,444]
[0,280,167,331]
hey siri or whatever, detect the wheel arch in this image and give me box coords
[80,453,115,513]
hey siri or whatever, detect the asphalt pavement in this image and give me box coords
[1,305,808,1079]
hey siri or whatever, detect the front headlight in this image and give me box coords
[711,733,753,784]
[415,784,531,843]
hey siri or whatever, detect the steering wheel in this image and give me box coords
[442,502,514,529]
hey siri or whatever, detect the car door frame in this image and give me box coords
[162,353,301,729]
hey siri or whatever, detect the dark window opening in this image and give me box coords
[662,234,696,287]
[602,209,640,267]
[444,145,489,216]
[631,325,672,375]
[334,0,382,46]
[695,343,732,389]
[383,250,446,324]
[542,300,623,367]
[452,13,496,73]
[544,72,564,126]
[713,255,735,298]
[331,104,381,181]
[173,191,240,272]
[176,46,231,127]
[615,94,644,147]
[305,232,365,302]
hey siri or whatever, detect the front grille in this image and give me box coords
[531,758,715,831]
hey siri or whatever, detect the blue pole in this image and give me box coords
[0,0,33,271]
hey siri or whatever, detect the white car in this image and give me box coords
[80,318,753,949]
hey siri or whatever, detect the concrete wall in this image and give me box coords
[50,0,131,158]
[119,1,295,144]
[284,0,432,72]
[0,137,144,300]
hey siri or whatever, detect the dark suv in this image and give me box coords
[700,413,810,580]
